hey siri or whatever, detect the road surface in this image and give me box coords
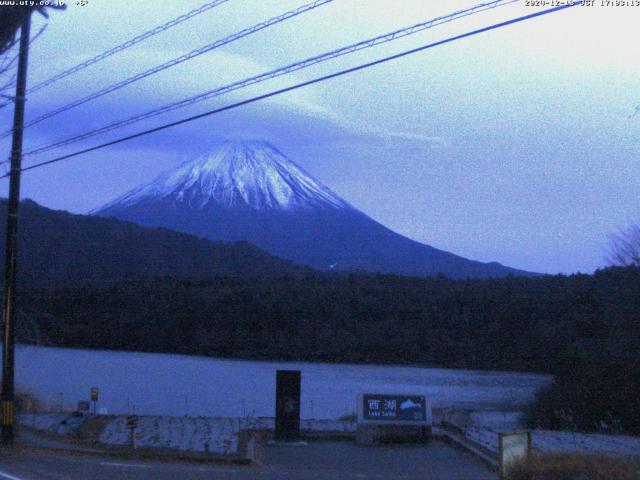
[0,440,497,479]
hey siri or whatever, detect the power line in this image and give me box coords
[0,50,19,76]
[0,25,47,110]
[0,0,333,139]
[26,0,231,95]
[0,25,47,76]
[0,75,17,94]
[24,0,518,157]
[0,1,582,180]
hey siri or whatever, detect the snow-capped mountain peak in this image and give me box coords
[101,141,350,212]
[95,139,535,278]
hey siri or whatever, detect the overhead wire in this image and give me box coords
[0,2,582,180]
[0,0,333,138]
[0,74,17,94]
[0,50,19,76]
[0,25,47,75]
[0,25,48,110]
[26,0,232,95]
[24,0,518,157]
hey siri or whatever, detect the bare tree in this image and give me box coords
[607,223,640,267]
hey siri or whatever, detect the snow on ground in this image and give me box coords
[100,417,356,453]
[21,412,639,458]
[443,411,640,457]
[469,410,523,430]
[101,416,249,454]
[464,425,640,456]
[19,414,356,455]
[19,413,84,436]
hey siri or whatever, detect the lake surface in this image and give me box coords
[15,345,550,419]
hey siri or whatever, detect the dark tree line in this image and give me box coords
[18,268,640,371]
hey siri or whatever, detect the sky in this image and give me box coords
[0,0,638,274]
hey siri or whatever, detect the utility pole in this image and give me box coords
[2,11,31,447]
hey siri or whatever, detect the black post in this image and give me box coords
[1,12,31,447]
[89,387,99,414]
[274,370,301,441]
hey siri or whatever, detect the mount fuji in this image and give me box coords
[95,141,533,278]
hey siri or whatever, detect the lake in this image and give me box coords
[15,345,550,420]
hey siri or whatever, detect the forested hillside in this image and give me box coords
[0,199,309,286]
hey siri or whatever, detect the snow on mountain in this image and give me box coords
[100,141,349,212]
[95,140,536,278]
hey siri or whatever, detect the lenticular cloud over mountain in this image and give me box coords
[95,140,534,278]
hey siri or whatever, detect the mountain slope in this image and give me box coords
[0,199,308,287]
[96,141,535,279]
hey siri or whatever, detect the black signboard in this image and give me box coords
[275,370,301,441]
[362,394,427,422]
[77,400,90,412]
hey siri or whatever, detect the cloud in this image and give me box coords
[11,43,446,162]
[378,131,447,147]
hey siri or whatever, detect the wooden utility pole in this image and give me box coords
[1,11,31,447]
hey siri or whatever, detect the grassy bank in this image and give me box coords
[508,452,640,480]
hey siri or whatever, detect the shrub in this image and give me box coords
[523,358,640,435]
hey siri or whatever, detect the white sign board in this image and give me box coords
[499,430,531,479]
